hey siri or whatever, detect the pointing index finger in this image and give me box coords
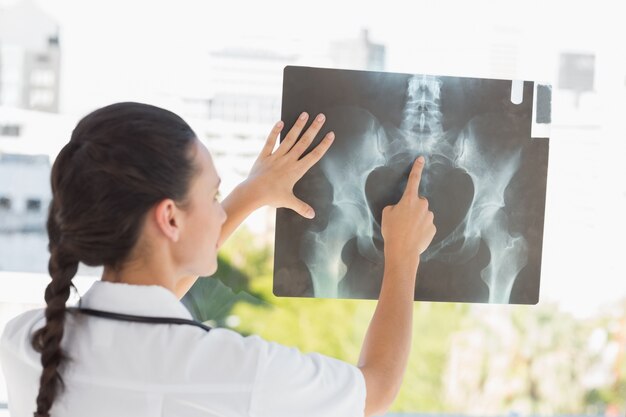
[403,156,425,199]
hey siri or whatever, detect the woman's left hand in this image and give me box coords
[245,111,335,219]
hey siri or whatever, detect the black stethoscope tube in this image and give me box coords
[65,307,212,332]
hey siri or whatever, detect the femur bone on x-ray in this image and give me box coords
[274,66,551,305]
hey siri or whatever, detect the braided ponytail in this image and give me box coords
[31,202,79,417]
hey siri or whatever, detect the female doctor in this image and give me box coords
[0,102,435,417]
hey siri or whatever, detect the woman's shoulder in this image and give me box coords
[204,327,308,361]
[0,307,45,359]
[205,327,345,369]
[191,326,270,359]
[184,326,330,373]
[2,308,45,338]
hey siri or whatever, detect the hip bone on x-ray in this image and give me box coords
[273,65,551,305]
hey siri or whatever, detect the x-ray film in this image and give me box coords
[274,65,550,304]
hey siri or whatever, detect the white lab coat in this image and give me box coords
[0,280,366,417]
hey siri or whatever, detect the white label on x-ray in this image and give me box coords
[510,80,524,104]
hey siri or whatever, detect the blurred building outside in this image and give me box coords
[0,0,61,112]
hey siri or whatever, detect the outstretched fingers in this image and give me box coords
[289,113,327,159]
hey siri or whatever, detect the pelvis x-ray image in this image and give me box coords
[274,66,550,304]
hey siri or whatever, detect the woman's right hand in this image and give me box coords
[359,156,436,416]
[380,156,436,268]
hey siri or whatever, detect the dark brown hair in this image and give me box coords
[30,102,199,417]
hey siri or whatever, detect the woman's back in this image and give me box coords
[1,280,366,417]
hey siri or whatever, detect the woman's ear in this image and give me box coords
[153,198,181,242]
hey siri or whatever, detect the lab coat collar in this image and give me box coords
[76,280,194,320]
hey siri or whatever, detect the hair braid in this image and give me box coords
[31,202,78,417]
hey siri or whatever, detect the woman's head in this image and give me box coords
[31,102,226,417]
